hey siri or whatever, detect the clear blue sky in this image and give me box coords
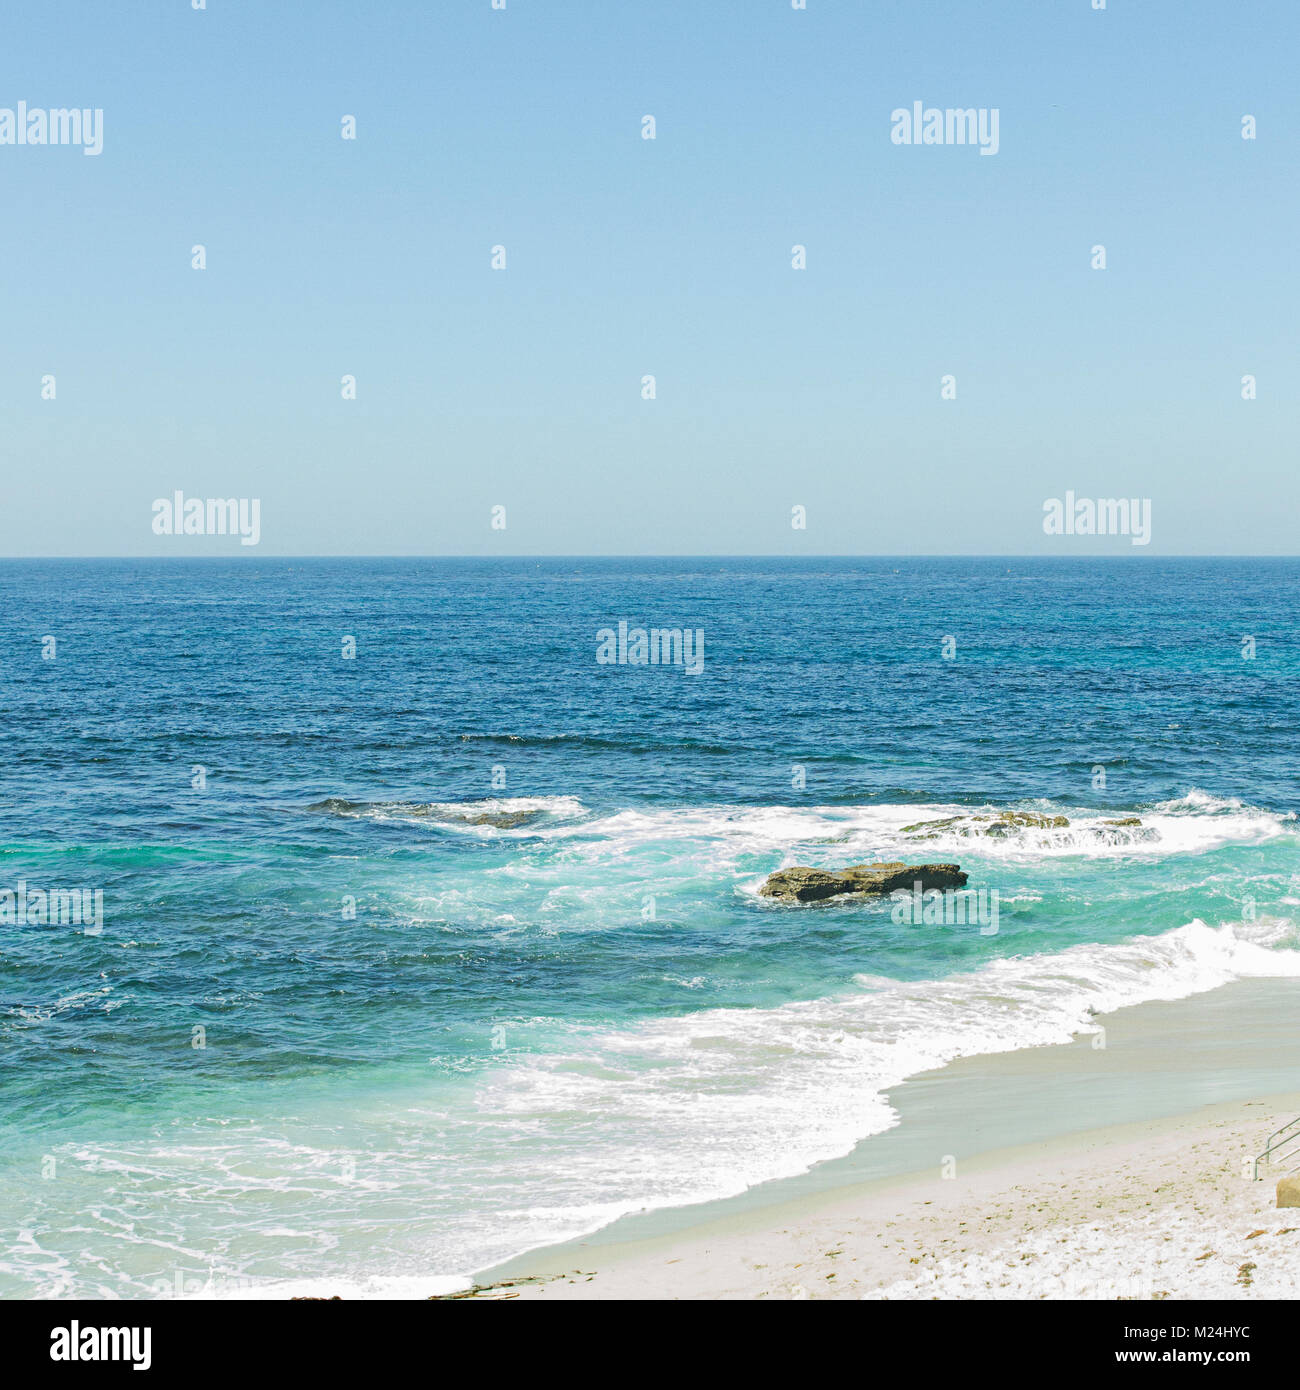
[3,0,1297,555]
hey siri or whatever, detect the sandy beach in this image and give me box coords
[466,978,1300,1300]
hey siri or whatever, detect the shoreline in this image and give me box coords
[468,978,1300,1299]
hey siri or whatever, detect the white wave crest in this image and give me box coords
[555,792,1292,867]
[474,916,1300,1244]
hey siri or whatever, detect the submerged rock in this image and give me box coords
[1102,817,1143,827]
[759,861,967,904]
[306,798,540,829]
[413,806,542,829]
[897,817,962,836]
[901,811,1069,838]
[456,810,536,829]
[307,797,365,814]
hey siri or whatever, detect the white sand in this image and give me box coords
[463,1099,1300,1300]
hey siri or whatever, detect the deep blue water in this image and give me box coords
[1,557,1297,1296]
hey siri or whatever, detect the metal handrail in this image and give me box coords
[1254,1115,1300,1180]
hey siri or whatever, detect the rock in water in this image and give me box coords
[460,810,536,829]
[901,811,1070,838]
[758,861,967,904]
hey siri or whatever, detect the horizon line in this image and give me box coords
[1,553,1298,563]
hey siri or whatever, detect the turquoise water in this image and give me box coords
[1,557,1297,1297]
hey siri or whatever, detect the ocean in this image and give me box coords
[1,556,1297,1298]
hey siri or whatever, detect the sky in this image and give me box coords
[2,0,1298,556]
